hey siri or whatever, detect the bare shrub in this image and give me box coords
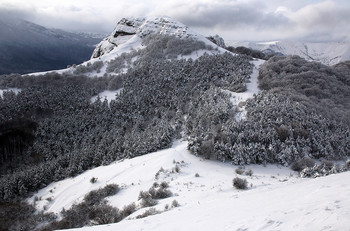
[136,208,160,219]
[84,184,119,206]
[235,167,244,175]
[148,183,172,199]
[90,177,97,184]
[174,165,180,173]
[245,169,253,176]
[171,199,180,208]
[233,177,248,190]
[90,204,119,225]
[120,202,136,219]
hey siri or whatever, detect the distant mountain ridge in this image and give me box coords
[229,40,350,66]
[0,17,102,74]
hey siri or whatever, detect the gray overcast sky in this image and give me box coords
[0,0,349,42]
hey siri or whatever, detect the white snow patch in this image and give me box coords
[0,88,21,97]
[90,89,123,104]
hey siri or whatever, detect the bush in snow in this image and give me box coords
[291,158,316,172]
[90,177,97,183]
[233,177,248,190]
[148,182,172,199]
[84,184,119,206]
[138,191,158,208]
[245,169,253,176]
[136,208,160,219]
[235,167,245,175]
[171,199,180,208]
[119,202,137,219]
[89,204,120,225]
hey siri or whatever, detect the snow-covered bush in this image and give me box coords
[300,161,338,178]
[300,160,350,178]
[291,158,316,172]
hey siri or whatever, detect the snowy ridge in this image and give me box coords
[29,17,226,77]
[230,40,350,66]
[28,140,350,231]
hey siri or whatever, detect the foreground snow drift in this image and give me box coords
[28,141,350,231]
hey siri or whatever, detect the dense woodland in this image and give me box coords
[0,35,350,230]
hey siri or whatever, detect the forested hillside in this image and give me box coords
[0,35,252,202]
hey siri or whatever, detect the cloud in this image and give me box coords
[0,0,349,42]
[150,1,290,30]
[282,1,350,41]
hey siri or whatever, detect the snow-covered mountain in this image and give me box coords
[229,40,350,66]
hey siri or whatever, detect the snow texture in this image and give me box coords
[28,140,350,231]
[90,89,123,104]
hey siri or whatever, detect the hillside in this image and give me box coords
[30,140,350,231]
[229,40,350,66]
[0,16,101,74]
[0,16,349,231]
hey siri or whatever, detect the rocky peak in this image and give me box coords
[91,17,200,59]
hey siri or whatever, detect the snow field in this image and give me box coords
[27,139,350,230]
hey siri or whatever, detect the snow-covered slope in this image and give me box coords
[230,41,350,66]
[28,140,350,231]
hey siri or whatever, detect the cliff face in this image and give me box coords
[91,17,203,59]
